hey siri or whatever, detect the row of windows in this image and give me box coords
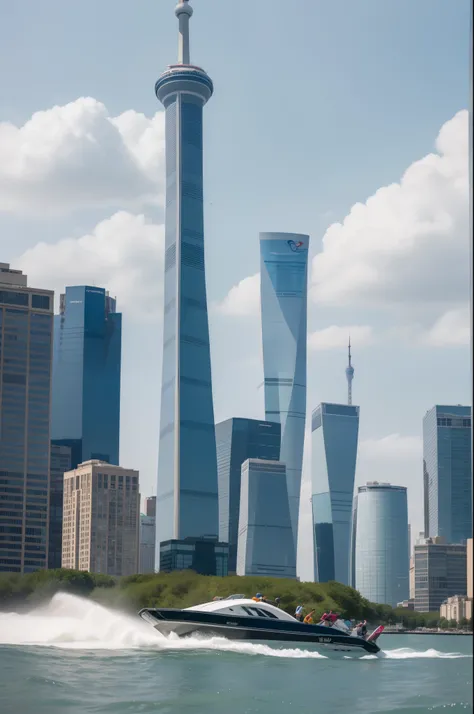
[0,292,51,310]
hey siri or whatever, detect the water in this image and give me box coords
[0,593,472,714]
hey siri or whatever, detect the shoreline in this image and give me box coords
[383,630,472,636]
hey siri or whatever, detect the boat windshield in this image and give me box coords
[225,594,246,600]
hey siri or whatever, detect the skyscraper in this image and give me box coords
[423,405,472,544]
[311,402,360,584]
[139,512,156,574]
[62,460,139,576]
[237,459,296,578]
[49,443,72,569]
[51,286,122,469]
[0,263,53,573]
[155,0,219,559]
[352,482,409,607]
[260,232,309,555]
[216,418,280,572]
[414,539,467,611]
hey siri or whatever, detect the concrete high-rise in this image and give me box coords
[351,482,409,607]
[140,512,156,574]
[311,402,359,584]
[237,459,296,579]
[145,496,156,518]
[260,232,309,556]
[413,538,467,611]
[216,418,280,572]
[155,0,219,561]
[0,263,54,573]
[51,286,122,469]
[62,460,139,576]
[423,405,472,544]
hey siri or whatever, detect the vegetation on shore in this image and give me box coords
[0,568,471,630]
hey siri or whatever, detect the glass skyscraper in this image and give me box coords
[260,232,309,556]
[48,443,72,569]
[155,1,219,558]
[51,286,122,469]
[0,263,53,573]
[414,539,467,611]
[216,417,280,572]
[352,482,409,607]
[423,405,472,544]
[311,402,360,584]
[237,459,296,578]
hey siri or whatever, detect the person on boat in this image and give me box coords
[252,593,264,602]
[356,620,367,638]
[303,610,315,624]
[274,597,281,608]
[295,605,304,620]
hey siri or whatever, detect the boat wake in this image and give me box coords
[0,593,471,661]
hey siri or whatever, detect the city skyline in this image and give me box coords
[0,0,470,579]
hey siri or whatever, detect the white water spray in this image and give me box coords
[0,593,470,660]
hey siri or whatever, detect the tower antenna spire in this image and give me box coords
[175,1,193,65]
[346,336,354,406]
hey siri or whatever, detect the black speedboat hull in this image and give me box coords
[138,608,381,654]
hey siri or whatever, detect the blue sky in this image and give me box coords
[0,0,470,579]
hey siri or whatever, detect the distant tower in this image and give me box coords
[346,338,354,406]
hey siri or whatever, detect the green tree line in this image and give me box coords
[0,568,471,630]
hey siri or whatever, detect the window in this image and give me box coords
[0,291,28,307]
[31,294,50,310]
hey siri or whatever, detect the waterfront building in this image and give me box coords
[311,402,359,584]
[236,459,296,579]
[440,595,470,624]
[139,512,156,574]
[423,405,472,544]
[413,539,467,612]
[352,482,409,607]
[155,0,219,564]
[0,263,53,573]
[62,460,139,576]
[260,232,309,555]
[409,556,415,599]
[51,286,122,469]
[48,443,72,569]
[159,538,228,575]
[216,418,280,572]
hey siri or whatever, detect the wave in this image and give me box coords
[0,593,471,661]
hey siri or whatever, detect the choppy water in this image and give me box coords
[0,593,472,713]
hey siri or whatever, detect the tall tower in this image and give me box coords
[260,232,310,561]
[155,1,219,560]
[346,338,354,406]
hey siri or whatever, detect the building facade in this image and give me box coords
[139,513,156,574]
[155,0,219,561]
[159,538,228,575]
[48,443,72,569]
[352,482,409,607]
[440,595,470,624]
[236,459,296,579]
[414,540,467,612]
[260,232,309,555]
[145,496,156,518]
[51,286,122,469]
[0,263,54,573]
[216,418,280,572]
[311,402,359,584]
[62,460,139,576]
[423,405,472,544]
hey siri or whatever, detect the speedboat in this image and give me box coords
[138,594,384,654]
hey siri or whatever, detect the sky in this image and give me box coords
[0,0,471,580]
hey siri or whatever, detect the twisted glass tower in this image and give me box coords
[155,1,219,554]
[260,232,309,556]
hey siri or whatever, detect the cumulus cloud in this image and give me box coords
[311,110,469,307]
[0,97,165,215]
[422,307,470,347]
[308,325,374,351]
[17,212,164,318]
[216,272,260,316]
[358,433,422,461]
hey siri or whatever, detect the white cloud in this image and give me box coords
[422,307,470,347]
[311,110,469,307]
[17,211,164,318]
[216,272,260,316]
[0,97,165,215]
[308,325,374,351]
[358,433,422,462]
